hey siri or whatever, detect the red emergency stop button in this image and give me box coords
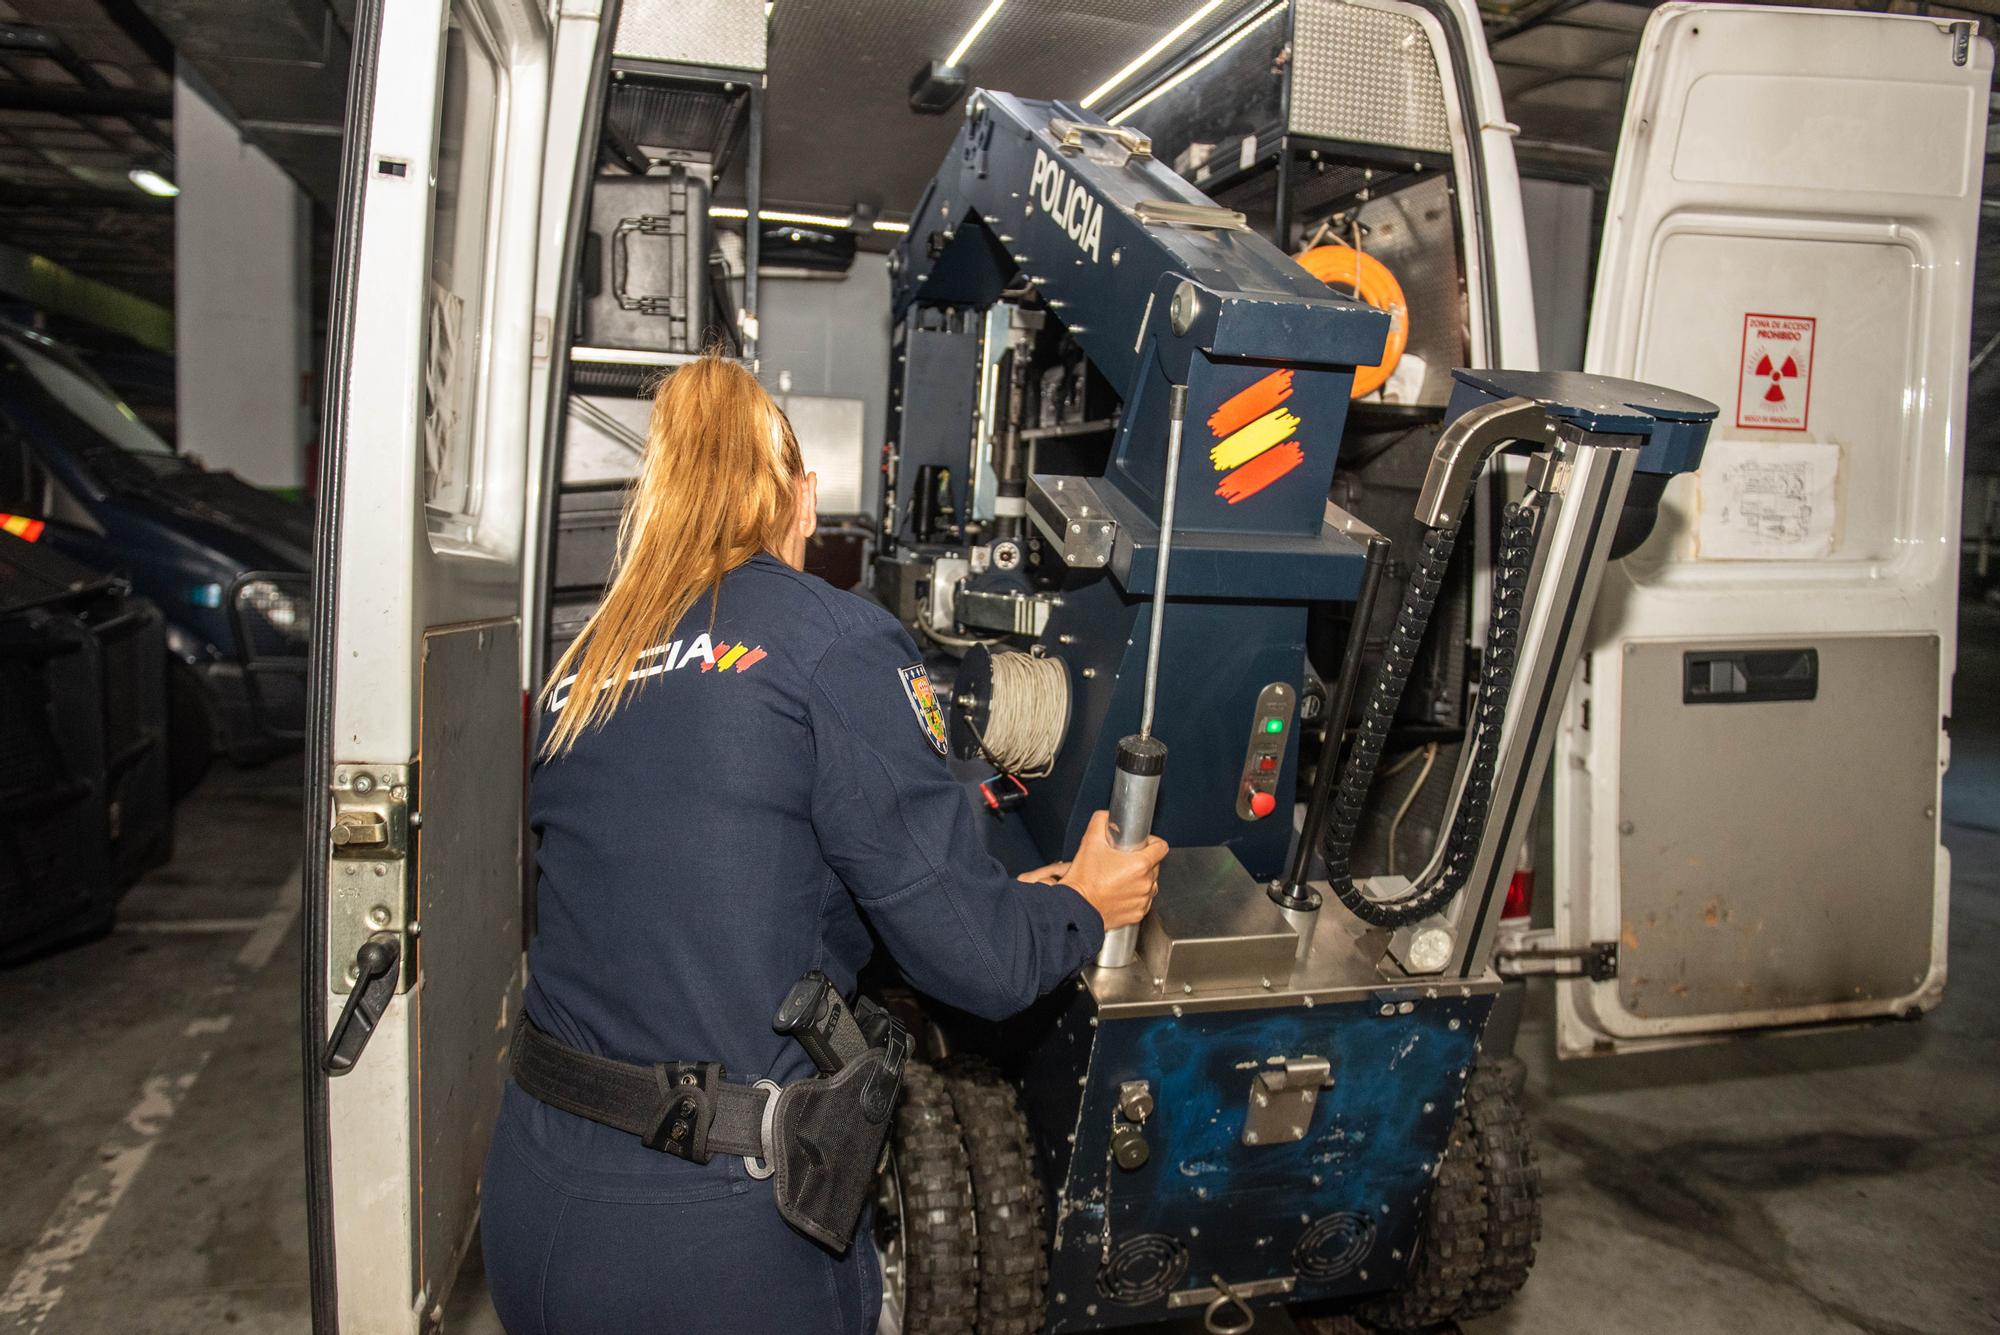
[1248,790,1277,819]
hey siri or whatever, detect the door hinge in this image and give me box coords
[327,762,418,996]
[1494,936,1617,982]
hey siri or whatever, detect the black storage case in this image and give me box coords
[0,534,173,959]
[579,168,710,354]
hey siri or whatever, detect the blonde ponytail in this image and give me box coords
[540,352,803,754]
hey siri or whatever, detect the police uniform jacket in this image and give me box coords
[504,552,1105,1198]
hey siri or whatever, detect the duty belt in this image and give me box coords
[512,1018,779,1171]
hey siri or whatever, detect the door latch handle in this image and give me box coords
[322,932,401,1075]
[329,810,390,848]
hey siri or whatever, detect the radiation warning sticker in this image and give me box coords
[898,663,949,756]
[1735,313,1816,431]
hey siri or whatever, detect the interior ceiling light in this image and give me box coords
[872,219,912,234]
[128,167,179,198]
[1079,0,1231,109]
[945,0,1007,67]
[708,204,856,229]
[911,0,1006,115]
[1109,2,1287,124]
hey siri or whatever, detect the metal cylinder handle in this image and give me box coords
[1097,735,1166,968]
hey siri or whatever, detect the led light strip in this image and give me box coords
[708,206,911,234]
[709,205,855,228]
[1108,2,1287,125]
[946,0,1007,67]
[1078,0,1230,110]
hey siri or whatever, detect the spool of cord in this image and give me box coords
[967,649,1071,779]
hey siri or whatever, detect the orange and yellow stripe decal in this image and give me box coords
[1217,444,1305,505]
[1206,368,1307,505]
[1,513,45,542]
[1209,407,1299,472]
[1207,369,1294,438]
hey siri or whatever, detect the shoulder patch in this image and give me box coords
[897,663,949,757]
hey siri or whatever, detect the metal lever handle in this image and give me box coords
[321,933,400,1076]
[1202,1275,1256,1335]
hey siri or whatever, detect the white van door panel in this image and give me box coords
[307,0,552,1329]
[1556,4,1988,1056]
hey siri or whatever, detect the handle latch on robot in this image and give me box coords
[1242,1055,1332,1147]
[1047,116,1152,159]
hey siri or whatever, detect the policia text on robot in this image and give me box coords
[475,355,1169,1334]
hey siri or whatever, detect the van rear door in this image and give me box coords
[1554,4,1989,1056]
[303,0,554,1327]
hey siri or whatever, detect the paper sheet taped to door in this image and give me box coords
[1695,439,1839,560]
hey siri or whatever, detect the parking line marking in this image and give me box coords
[0,860,300,1330]
[0,1016,232,1331]
[237,865,302,972]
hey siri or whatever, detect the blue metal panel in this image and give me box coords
[1016,986,1492,1330]
[1023,581,1308,881]
[1448,369,1718,475]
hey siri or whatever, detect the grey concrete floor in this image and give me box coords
[3,605,1997,1335]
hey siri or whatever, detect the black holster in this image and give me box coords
[769,1023,907,1251]
[509,997,907,1254]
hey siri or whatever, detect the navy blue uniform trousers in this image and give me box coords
[481,554,1103,1332]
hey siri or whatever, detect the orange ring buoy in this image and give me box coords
[1296,243,1409,399]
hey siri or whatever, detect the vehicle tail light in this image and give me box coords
[1,513,45,542]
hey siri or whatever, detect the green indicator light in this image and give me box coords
[1264,718,1285,734]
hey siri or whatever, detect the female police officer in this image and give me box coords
[479,353,1167,1333]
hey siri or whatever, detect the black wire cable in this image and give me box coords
[1321,499,1539,928]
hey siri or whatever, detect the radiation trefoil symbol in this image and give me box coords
[1752,348,1800,403]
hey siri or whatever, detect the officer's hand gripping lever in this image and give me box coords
[1097,382,1188,968]
[321,933,400,1075]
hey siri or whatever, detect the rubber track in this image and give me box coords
[1356,1102,1488,1332]
[1458,1062,1543,1317]
[895,1060,980,1333]
[946,1059,1048,1334]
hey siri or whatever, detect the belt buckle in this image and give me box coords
[744,1078,781,1181]
[643,1061,720,1163]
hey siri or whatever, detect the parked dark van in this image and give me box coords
[0,324,312,777]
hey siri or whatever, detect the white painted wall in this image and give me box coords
[755,254,893,513]
[173,73,312,488]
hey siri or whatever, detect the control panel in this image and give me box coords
[1235,682,1295,820]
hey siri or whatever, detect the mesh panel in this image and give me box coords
[1291,0,1453,154]
[615,0,767,71]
